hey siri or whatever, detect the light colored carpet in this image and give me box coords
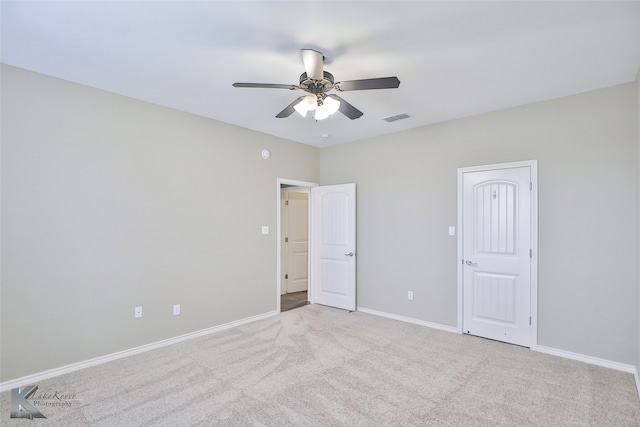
[2,304,639,426]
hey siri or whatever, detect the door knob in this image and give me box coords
[465,260,478,267]
[345,252,354,257]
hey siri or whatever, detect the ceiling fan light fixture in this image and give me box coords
[302,94,317,110]
[324,96,340,115]
[293,101,308,117]
[294,94,318,117]
[314,105,330,120]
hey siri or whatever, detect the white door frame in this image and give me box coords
[456,160,538,349]
[276,178,318,312]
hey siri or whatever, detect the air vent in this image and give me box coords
[383,113,411,123]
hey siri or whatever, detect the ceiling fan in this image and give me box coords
[232,49,400,120]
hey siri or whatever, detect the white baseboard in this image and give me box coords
[0,310,279,393]
[357,306,458,334]
[535,345,637,374]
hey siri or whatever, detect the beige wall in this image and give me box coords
[320,83,638,364]
[0,65,319,381]
[2,63,638,382]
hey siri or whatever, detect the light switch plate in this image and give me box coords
[448,226,456,236]
[261,226,269,235]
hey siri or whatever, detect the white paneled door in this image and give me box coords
[282,190,309,293]
[462,166,532,347]
[311,183,356,311]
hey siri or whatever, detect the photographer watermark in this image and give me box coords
[10,384,78,419]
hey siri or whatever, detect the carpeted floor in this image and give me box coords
[2,304,639,426]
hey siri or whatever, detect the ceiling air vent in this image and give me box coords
[383,113,411,123]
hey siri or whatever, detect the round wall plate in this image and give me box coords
[261,149,271,159]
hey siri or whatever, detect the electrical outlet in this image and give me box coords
[407,291,414,301]
[134,306,142,318]
[173,304,181,316]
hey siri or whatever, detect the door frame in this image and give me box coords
[456,160,538,349]
[276,178,318,312]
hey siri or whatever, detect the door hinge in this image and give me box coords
[285,274,288,279]
[285,237,289,243]
[285,200,289,205]
[530,249,532,258]
[529,316,531,325]
[530,182,533,191]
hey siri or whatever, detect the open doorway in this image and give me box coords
[281,187,309,311]
[277,178,318,312]
[276,179,357,313]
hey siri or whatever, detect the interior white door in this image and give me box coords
[462,167,531,346]
[284,190,309,293]
[311,183,356,311]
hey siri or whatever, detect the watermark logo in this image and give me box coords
[10,385,47,419]
[10,385,78,420]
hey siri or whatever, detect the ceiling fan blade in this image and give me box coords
[301,49,324,81]
[335,76,400,91]
[327,94,363,120]
[233,83,299,90]
[276,96,305,118]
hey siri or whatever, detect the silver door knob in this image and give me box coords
[345,252,354,257]
[465,260,478,267]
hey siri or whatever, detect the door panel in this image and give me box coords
[312,183,356,311]
[463,167,531,346]
[472,272,517,323]
[286,191,309,293]
[476,182,516,254]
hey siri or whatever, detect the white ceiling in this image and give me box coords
[2,1,640,148]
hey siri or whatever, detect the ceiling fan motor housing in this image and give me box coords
[299,71,335,95]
